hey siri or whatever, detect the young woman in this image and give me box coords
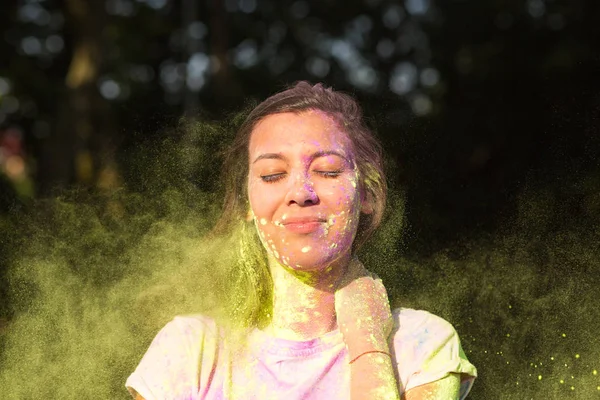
[126,82,477,399]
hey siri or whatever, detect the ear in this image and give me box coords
[360,190,374,215]
[246,209,254,222]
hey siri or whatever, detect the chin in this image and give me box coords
[273,248,347,273]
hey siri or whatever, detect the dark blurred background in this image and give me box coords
[1,0,598,250]
[1,0,599,398]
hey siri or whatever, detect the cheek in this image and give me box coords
[326,181,361,213]
[331,186,363,235]
[248,179,275,217]
[252,216,284,259]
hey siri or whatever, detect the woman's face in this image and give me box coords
[247,110,371,272]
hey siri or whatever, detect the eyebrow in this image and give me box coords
[252,150,350,164]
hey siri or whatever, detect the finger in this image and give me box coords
[336,257,369,289]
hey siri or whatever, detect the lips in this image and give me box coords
[282,217,327,234]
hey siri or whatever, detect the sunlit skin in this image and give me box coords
[402,374,460,400]
[247,110,372,340]
[133,110,461,399]
[246,110,459,399]
[247,111,368,274]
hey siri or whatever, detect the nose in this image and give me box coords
[285,172,319,206]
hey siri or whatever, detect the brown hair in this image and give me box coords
[212,81,388,329]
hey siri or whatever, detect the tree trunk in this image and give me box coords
[208,0,243,108]
[39,0,120,195]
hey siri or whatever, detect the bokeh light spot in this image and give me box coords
[290,1,310,19]
[268,21,287,44]
[306,57,330,78]
[225,0,238,12]
[187,22,207,40]
[527,0,546,18]
[18,3,50,25]
[376,38,395,59]
[106,0,135,17]
[349,66,378,91]
[330,39,354,65]
[420,67,439,87]
[233,39,259,69]
[129,64,155,83]
[352,14,373,33]
[238,0,257,14]
[99,79,121,100]
[382,4,404,29]
[21,36,42,56]
[186,53,210,91]
[145,0,168,10]
[410,93,433,116]
[5,155,25,178]
[0,77,11,96]
[0,96,20,114]
[160,60,185,92]
[405,0,430,16]
[390,62,417,95]
[45,35,64,54]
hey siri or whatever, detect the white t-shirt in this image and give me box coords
[126,308,477,399]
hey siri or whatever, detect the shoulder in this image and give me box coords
[390,308,459,368]
[391,308,456,343]
[147,314,222,364]
[167,314,220,338]
[145,314,220,354]
[125,315,222,400]
[389,308,477,399]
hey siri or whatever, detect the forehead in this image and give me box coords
[248,111,354,157]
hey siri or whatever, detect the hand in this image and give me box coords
[334,257,393,358]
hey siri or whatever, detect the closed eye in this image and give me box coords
[316,170,342,178]
[260,173,286,183]
[260,170,342,183]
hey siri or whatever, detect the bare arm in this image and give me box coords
[347,347,401,399]
[335,260,467,400]
[335,258,401,400]
[403,373,461,400]
[130,389,145,400]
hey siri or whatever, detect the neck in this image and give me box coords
[263,253,351,341]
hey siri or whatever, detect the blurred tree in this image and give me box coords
[1,2,600,398]
[46,0,119,192]
[0,0,597,251]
